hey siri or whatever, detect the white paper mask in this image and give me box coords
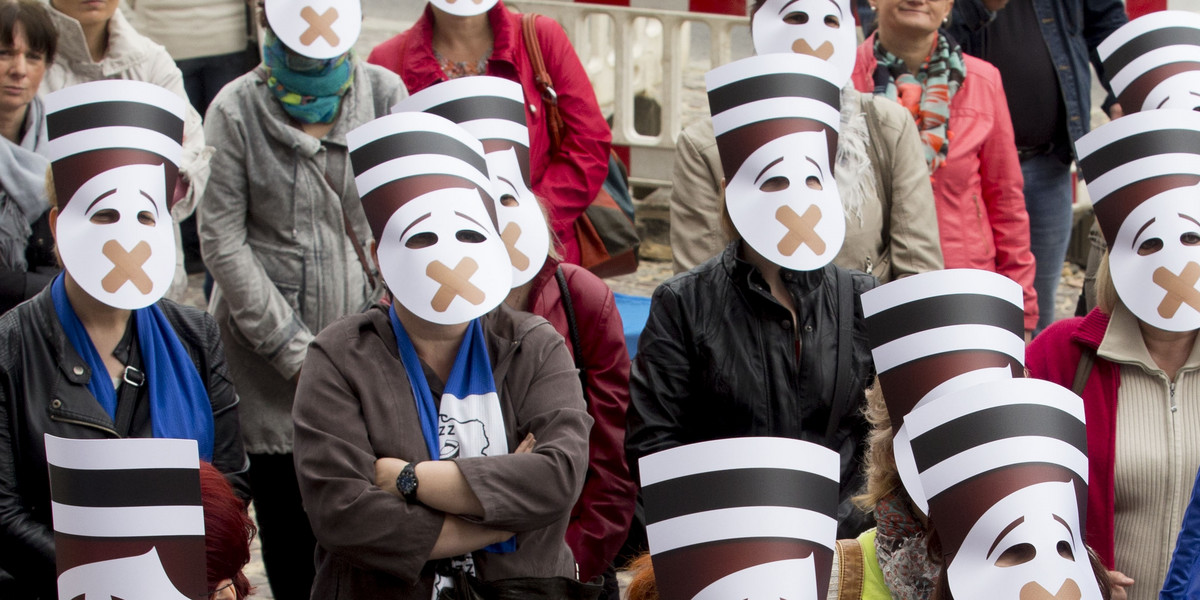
[265,0,362,59]
[1108,185,1200,331]
[378,186,512,324]
[1143,71,1200,111]
[693,557,819,600]
[752,0,856,85]
[430,0,500,17]
[55,163,176,310]
[947,481,1102,600]
[58,547,191,600]
[726,130,844,271]
[486,147,549,286]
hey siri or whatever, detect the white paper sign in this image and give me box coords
[1109,184,1200,331]
[54,163,177,310]
[430,0,500,17]
[378,187,512,325]
[487,147,549,286]
[725,130,844,271]
[752,0,857,85]
[265,0,362,59]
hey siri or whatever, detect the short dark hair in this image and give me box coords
[751,0,765,16]
[0,0,57,64]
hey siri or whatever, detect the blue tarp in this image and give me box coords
[613,292,651,358]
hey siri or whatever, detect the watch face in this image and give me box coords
[398,466,418,497]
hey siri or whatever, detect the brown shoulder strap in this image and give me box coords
[1072,346,1096,397]
[835,537,866,600]
[521,13,564,153]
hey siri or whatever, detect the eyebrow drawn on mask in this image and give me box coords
[806,155,825,180]
[987,516,1026,559]
[496,175,518,194]
[1133,217,1158,249]
[755,157,786,185]
[1179,213,1200,229]
[455,211,487,230]
[401,213,434,239]
[139,190,159,217]
[778,0,843,17]
[86,189,118,212]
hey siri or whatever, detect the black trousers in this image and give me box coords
[248,452,317,600]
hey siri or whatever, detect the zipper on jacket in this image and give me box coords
[49,414,119,437]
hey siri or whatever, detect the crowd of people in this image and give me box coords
[0,0,1199,599]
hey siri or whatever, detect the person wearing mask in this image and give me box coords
[199,1,403,597]
[367,0,610,265]
[670,0,944,283]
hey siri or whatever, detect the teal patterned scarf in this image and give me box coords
[872,33,965,174]
[262,29,355,124]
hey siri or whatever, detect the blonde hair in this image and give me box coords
[852,381,901,512]
[1096,250,1119,316]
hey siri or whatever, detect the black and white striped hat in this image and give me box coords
[347,112,494,242]
[705,53,841,183]
[862,270,1089,559]
[1099,10,1200,111]
[639,437,839,600]
[393,76,530,184]
[45,435,206,599]
[44,80,185,212]
[1075,109,1200,244]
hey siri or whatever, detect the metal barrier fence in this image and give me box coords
[509,0,749,189]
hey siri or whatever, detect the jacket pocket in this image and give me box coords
[251,244,306,315]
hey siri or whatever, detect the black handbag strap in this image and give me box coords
[825,267,856,442]
[554,266,589,402]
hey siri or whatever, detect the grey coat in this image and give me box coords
[198,62,405,454]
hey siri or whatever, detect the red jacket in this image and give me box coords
[528,259,635,581]
[852,35,1039,331]
[1025,308,1121,567]
[367,3,611,265]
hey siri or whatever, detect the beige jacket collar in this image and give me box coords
[48,7,149,79]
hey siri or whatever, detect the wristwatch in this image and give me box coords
[396,462,420,503]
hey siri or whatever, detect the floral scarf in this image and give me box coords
[874,491,940,600]
[872,33,966,174]
[262,29,355,124]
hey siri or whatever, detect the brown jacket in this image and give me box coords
[669,86,944,282]
[292,304,592,599]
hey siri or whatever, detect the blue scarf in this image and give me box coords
[262,29,355,124]
[388,305,515,554]
[51,275,214,460]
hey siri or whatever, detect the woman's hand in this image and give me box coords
[514,432,536,453]
[1108,570,1133,600]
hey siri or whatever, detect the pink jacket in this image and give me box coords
[1025,308,1120,568]
[367,3,611,265]
[853,35,1039,330]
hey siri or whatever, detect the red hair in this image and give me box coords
[200,462,256,599]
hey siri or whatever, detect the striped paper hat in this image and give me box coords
[393,76,531,185]
[706,52,841,183]
[862,269,1089,559]
[347,111,495,242]
[45,435,206,600]
[1099,10,1200,112]
[639,437,839,600]
[1075,109,1200,244]
[44,80,185,213]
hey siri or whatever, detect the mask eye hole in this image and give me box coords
[500,194,519,208]
[1138,238,1164,256]
[456,230,486,244]
[1182,232,1200,246]
[995,542,1037,568]
[806,176,823,190]
[1057,540,1075,560]
[136,211,156,226]
[759,176,790,192]
[405,232,438,249]
[824,14,840,27]
[89,209,120,225]
[783,11,808,24]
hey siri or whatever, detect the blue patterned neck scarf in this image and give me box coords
[262,29,355,124]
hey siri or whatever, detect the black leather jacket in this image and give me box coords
[627,243,877,537]
[0,285,250,599]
